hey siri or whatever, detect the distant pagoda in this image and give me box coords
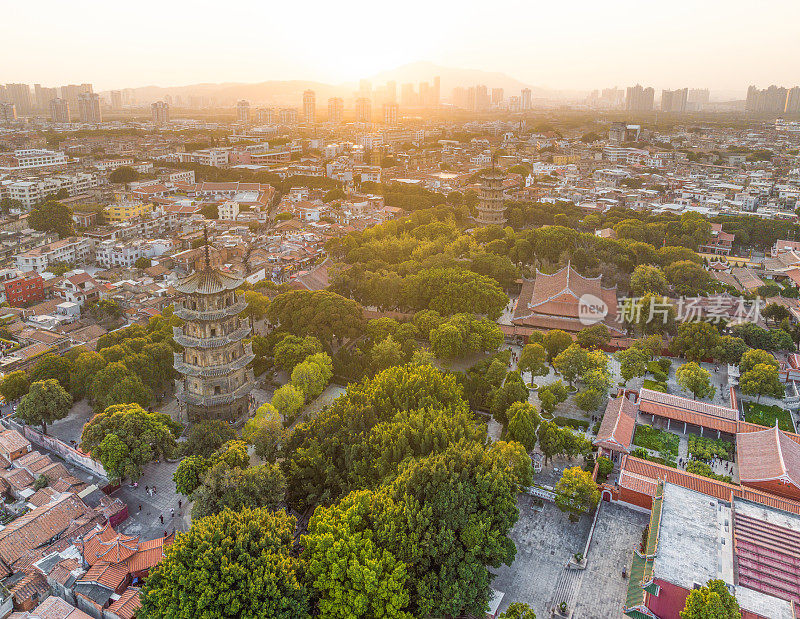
[474,167,506,226]
[172,241,254,423]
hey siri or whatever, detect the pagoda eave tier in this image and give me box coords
[174,268,244,295]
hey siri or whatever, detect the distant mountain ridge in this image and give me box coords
[104,61,571,105]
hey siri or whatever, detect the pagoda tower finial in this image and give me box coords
[203,225,211,270]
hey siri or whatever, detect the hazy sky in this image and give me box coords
[3,0,799,94]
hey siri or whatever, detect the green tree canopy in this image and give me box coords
[140,508,310,619]
[0,370,29,402]
[680,579,741,619]
[555,466,600,515]
[28,200,74,238]
[80,403,180,482]
[17,379,72,434]
[676,362,715,400]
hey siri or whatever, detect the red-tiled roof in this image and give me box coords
[80,561,128,590]
[106,587,142,619]
[0,494,90,567]
[738,426,800,490]
[620,455,800,515]
[594,396,638,452]
[0,429,30,456]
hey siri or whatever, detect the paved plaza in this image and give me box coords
[491,497,592,615]
[571,502,650,619]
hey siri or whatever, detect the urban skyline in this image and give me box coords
[3,0,800,92]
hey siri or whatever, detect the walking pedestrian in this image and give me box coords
[138,504,142,512]
[170,509,174,518]
[153,485,157,494]
[178,499,182,509]
[159,514,164,524]
[145,485,149,494]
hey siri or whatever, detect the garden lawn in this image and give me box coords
[743,401,795,433]
[632,425,679,458]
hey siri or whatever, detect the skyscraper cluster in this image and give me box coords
[661,88,688,112]
[625,84,655,111]
[746,85,800,113]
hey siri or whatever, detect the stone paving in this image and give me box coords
[491,496,592,616]
[571,502,649,619]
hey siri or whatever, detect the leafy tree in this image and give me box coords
[665,260,714,296]
[0,370,29,402]
[554,466,600,515]
[739,348,779,374]
[575,324,611,349]
[273,334,324,373]
[109,166,139,184]
[518,343,548,377]
[770,328,794,351]
[17,379,72,434]
[290,352,333,400]
[542,330,573,361]
[538,381,568,415]
[489,440,533,489]
[498,602,536,619]
[268,290,364,346]
[387,444,518,617]
[676,362,715,400]
[680,579,741,619]
[173,455,209,496]
[365,317,399,343]
[271,384,305,423]
[739,363,784,403]
[491,371,529,425]
[763,303,792,324]
[732,323,774,350]
[180,419,236,458]
[669,321,722,362]
[411,309,443,339]
[90,361,152,413]
[29,353,72,392]
[241,290,270,330]
[134,257,152,269]
[597,456,614,480]
[402,267,508,319]
[69,352,107,401]
[553,344,589,387]
[575,388,606,412]
[303,490,412,619]
[139,508,310,619]
[80,403,179,482]
[614,347,648,382]
[622,294,676,335]
[630,264,668,296]
[507,402,540,450]
[629,334,664,360]
[247,406,286,462]
[430,314,503,359]
[191,461,286,520]
[370,335,405,373]
[718,336,748,365]
[28,200,74,238]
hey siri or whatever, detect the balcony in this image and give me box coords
[174,300,247,322]
[172,324,250,348]
[176,380,255,407]
[174,347,255,378]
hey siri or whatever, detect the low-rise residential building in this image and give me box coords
[0,149,68,172]
[105,199,154,223]
[15,237,92,273]
[4,271,45,307]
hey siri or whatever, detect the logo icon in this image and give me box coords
[578,294,608,326]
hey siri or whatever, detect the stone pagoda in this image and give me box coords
[474,167,507,226]
[173,243,254,423]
